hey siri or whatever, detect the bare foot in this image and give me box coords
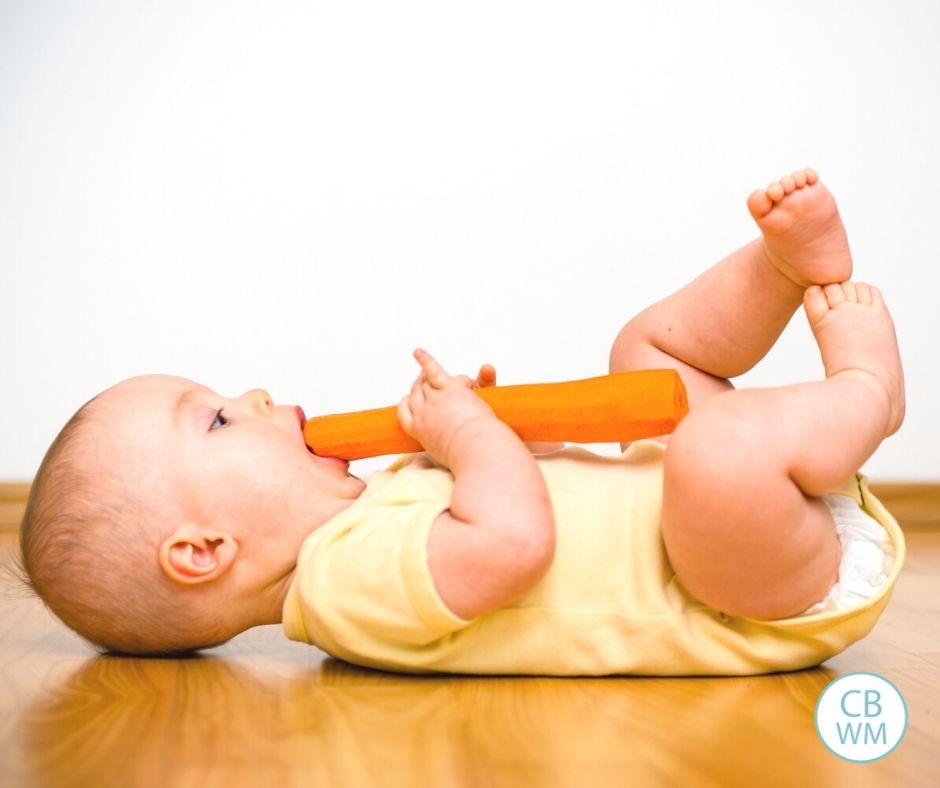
[804,282,905,435]
[747,168,852,288]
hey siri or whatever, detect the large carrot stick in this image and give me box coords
[304,369,688,460]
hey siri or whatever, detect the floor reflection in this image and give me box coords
[16,655,841,787]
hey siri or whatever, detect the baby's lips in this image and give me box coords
[296,405,314,452]
[296,407,347,470]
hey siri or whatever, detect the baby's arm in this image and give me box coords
[397,350,556,621]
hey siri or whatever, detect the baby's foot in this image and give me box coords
[748,168,852,288]
[804,282,905,436]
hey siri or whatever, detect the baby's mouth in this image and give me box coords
[317,454,351,473]
[295,406,315,454]
[297,408,349,470]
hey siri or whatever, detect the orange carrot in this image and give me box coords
[304,369,688,460]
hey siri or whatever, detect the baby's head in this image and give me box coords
[20,375,365,655]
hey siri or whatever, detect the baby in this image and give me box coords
[19,168,906,675]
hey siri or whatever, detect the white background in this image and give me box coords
[2,1,938,481]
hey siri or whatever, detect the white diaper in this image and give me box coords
[799,493,895,616]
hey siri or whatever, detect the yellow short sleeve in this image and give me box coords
[282,459,472,667]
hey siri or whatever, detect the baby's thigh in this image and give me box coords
[659,406,840,620]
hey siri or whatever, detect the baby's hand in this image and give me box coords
[470,362,562,454]
[397,349,499,468]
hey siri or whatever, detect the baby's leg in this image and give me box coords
[610,169,853,409]
[661,283,904,619]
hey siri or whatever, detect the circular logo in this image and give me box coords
[815,672,908,762]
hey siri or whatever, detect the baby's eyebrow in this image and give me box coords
[173,390,195,427]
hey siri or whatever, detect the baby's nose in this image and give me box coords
[241,388,274,415]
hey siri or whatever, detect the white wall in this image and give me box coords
[2,0,938,482]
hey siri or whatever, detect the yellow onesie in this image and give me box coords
[282,442,904,676]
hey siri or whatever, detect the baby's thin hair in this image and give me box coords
[18,402,104,646]
[3,545,33,600]
[20,397,227,655]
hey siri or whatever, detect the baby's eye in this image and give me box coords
[210,409,229,430]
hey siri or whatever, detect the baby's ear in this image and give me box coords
[159,526,238,585]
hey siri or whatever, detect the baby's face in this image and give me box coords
[93,375,365,566]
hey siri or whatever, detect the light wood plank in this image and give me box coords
[869,483,940,530]
[4,480,939,531]
[0,482,30,532]
[2,531,938,787]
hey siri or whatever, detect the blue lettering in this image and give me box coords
[837,721,862,744]
[841,689,862,717]
[835,721,888,745]
[866,722,887,745]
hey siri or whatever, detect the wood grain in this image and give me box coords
[5,480,938,531]
[2,531,938,787]
[0,483,30,532]
[869,483,940,531]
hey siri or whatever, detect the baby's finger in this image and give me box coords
[477,364,497,388]
[397,395,414,434]
[414,348,452,388]
[453,375,475,389]
[410,373,426,400]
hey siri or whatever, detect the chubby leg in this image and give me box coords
[662,282,905,619]
[610,168,852,409]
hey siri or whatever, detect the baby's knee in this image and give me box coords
[609,316,656,373]
[664,393,768,492]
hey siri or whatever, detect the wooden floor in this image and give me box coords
[1,529,938,788]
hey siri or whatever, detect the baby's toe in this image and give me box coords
[854,282,874,305]
[803,285,830,326]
